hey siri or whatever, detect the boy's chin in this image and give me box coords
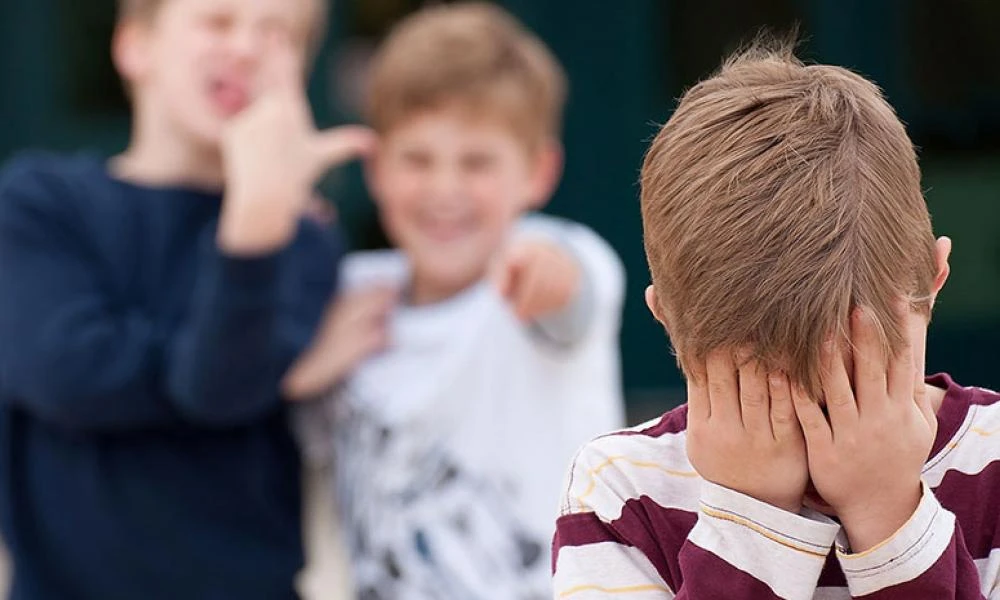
[192,117,228,143]
[175,110,232,151]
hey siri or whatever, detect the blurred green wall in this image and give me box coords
[1,0,996,416]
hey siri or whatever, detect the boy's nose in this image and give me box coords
[229,26,266,65]
[429,167,463,201]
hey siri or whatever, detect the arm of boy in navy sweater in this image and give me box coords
[0,159,177,430]
[165,219,339,425]
[0,157,339,431]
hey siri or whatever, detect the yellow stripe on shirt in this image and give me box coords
[559,583,672,597]
[700,506,829,559]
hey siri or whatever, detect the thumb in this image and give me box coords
[491,245,526,299]
[311,126,378,172]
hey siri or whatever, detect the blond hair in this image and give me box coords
[116,0,329,55]
[640,42,938,399]
[365,2,567,149]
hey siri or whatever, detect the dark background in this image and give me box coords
[1,0,996,419]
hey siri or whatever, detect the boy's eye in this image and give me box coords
[401,151,432,169]
[202,12,234,32]
[461,154,495,172]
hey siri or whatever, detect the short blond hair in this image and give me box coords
[365,2,567,149]
[116,0,328,55]
[641,42,938,399]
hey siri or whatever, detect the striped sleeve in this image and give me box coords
[552,430,840,599]
[835,485,987,599]
[688,481,840,599]
[553,512,675,599]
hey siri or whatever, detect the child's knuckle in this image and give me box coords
[771,410,794,426]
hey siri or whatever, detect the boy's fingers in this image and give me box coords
[259,31,303,95]
[887,298,916,404]
[532,271,557,317]
[312,126,378,171]
[768,372,799,442]
[914,379,935,429]
[491,264,514,300]
[366,290,397,322]
[512,257,545,320]
[362,322,390,355]
[336,287,397,327]
[792,384,832,448]
[738,359,771,437]
[706,350,741,426]
[490,246,522,299]
[911,353,936,428]
[851,306,889,405]
[820,338,858,432]
[685,361,711,423]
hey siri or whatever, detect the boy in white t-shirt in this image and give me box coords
[283,3,625,598]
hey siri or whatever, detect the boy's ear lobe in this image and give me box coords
[525,138,563,210]
[645,284,666,325]
[931,236,952,297]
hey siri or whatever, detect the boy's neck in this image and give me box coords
[408,271,485,306]
[113,112,226,190]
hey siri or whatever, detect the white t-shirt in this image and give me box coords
[315,214,625,600]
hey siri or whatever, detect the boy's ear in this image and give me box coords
[112,20,152,88]
[525,138,563,210]
[362,146,383,206]
[645,284,667,326]
[931,236,952,302]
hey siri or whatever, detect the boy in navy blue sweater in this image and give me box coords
[0,0,373,598]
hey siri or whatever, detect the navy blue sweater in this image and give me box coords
[0,153,341,599]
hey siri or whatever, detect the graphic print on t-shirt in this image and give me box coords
[332,389,549,600]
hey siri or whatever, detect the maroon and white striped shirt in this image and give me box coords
[553,374,1000,599]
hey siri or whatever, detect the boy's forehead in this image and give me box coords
[383,106,538,150]
[169,0,316,28]
[243,0,313,20]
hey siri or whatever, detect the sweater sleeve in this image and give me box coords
[516,214,625,349]
[0,159,341,431]
[0,158,179,431]
[164,216,341,426]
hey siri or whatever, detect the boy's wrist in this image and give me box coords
[838,483,923,553]
[835,482,954,597]
[217,197,299,255]
[769,496,804,515]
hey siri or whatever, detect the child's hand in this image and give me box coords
[282,287,396,401]
[792,304,937,552]
[218,35,376,254]
[491,239,580,321]
[686,352,808,513]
